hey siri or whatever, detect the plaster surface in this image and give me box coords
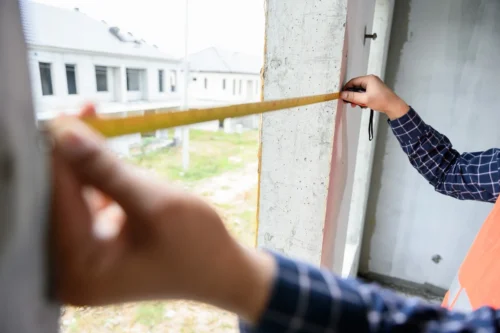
[258,0,349,265]
[0,0,59,331]
[361,0,500,289]
[258,0,376,271]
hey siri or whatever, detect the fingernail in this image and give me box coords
[341,92,348,99]
[57,127,97,160]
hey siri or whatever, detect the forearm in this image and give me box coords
[390,108,500,202]
[239,252,500,333]
[216,247,276,324]
[390,108,459,187]
[193,244,276,325]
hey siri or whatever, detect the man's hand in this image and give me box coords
[49,104,275,323]
[341,75,410,120]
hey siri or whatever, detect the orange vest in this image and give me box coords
[442,199,500,311]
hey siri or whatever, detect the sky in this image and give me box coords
[31,0,266,58]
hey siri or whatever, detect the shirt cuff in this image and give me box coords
[238,251,301,333]
[388,107,428,144]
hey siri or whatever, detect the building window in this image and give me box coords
[170,70,177,92]
[158,69,164,92]
[126,68,140,91]
[239,79,242,94]
[204,78,208,89]
[65,64,77,95]
[222,79,226,90]
[233,79,236,95]
[39,62,53,96]
[95,66,108,92]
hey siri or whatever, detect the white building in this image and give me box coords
[21,2,182,119]
[186,47,262,130]
[20,2,263,155]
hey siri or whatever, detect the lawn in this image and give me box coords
[60,128,260,333]
[128,129,258,184]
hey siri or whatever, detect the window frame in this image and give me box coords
[95,65,108,92]
[39,62,53,96]
[126,68,141,92]
[65,64,77,95]
[158,69,164,93]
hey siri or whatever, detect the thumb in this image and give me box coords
[50,118,157,214]
[341,91,368,106]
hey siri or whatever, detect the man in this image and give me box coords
[342,75,500,313]
[342,75,500,202]
[50,102,500,332]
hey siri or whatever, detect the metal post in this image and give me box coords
[181,0,190,171]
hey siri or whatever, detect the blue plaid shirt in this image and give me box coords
[392,108,500,202]
[240,252,500,333]
[240,108,500,332]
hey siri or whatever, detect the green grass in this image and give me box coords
[129,129,258,183]
[135,303,165,328]
[188,128,257,146]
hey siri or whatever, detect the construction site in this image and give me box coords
[2,0,500,332]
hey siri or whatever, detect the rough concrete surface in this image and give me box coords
[361,0,500,289]
[0,0,60,331]
[258,0,349,265]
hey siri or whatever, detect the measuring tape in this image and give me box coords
[82,89,374,141]
[84,92,340,138]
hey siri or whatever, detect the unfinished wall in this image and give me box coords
[323,0,376,272]
[257,0,348,266]
[0,0,59,331]
[361,0,500,289]
[343,0,395,277]
[258,0,375,271]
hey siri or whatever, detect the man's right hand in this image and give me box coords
[49,105,275,324]
[341,75,410,120]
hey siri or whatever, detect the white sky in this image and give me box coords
[31,0,266,58]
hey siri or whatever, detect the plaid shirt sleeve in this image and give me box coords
[389,108,500,203]
[239,252,500,333]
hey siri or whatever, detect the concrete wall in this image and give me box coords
[323,0,376,273]
[257,0,375,271]
[0,0,59,330]
[343,0,395,277]
[361,0,500,289]
[27,47,181,113]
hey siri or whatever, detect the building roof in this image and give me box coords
[187,47,262,75]
[20,1,179,62]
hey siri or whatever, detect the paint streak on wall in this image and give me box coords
[321,0,376,273]
[321,29,349,268]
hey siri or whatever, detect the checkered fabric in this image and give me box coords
[240,252,500,332]
[240,108,500,332]
[390,108,499,203]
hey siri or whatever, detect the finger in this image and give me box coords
[52,152,94,249]
[78,103,97,118]
[83,187,112,214]
[93,203,125,240]
[341,91,368,105]
[49,117,160,215]
[343,76,370,90]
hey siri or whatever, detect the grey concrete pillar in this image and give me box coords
[0,0,60,331]
[257,0,376,272]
